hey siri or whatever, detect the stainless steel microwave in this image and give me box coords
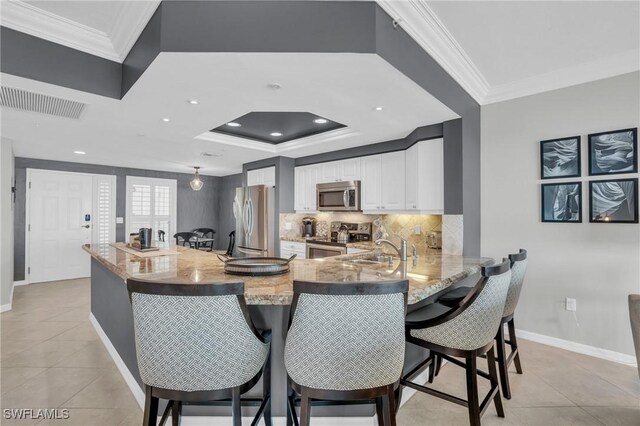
[316,181,361,211]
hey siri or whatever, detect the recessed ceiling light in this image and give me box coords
[162,117,170,122]
[375,106,383,111]
[270,132,283,137]
[73,151,86,155]
[267,83,282,90]
[187,99,199,105]
[313,118,328,124]
[227,122,241,127]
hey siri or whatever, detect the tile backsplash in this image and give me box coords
[279,212,463,255]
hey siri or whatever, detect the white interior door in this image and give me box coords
[28,170,93,283]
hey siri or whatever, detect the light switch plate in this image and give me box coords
[285,222,292,230]
[116,217,124,224]
[565,298,577,312]
[414,225,421,235]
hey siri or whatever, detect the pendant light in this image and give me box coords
[190,166,203,191]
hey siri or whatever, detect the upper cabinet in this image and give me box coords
[294,165,319,212]
[362,151,405,212]
[293,139,444,214]
[247,166,276,187]
[318,158,361,183]
[405,139,444,214]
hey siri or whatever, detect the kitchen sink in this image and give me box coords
[346,259,384,265]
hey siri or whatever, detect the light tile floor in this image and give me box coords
[2,279,639,425]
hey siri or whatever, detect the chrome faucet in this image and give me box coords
[375,238,408,261]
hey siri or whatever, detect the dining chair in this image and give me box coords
[173,232,197,248]
[192,228,216,251]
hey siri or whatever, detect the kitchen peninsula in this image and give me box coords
[84,243,492,420]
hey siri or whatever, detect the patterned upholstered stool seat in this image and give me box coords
[284,280,409,426]
[127,279,272,426]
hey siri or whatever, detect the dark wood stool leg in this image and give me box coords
[495,323,512,399]
[232,387,242,426]
[286,382,299,426]
[508,318,523,374]
[263,353,272,426]
[486,347,505,417]
[171,401,182,426]
[465,355,481,426]
[375,397,384,426]
[428,352,437,383]
[300,393,311,426]
[143,385,159,426]
[434,354,443,377]
[387,384,397,426]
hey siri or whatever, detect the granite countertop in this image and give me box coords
[83,244,492,305]
[280,236,376,250]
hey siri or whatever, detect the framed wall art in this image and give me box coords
[588,128,637,176]
[540,136,581,179]
[541,182,582,223]
[589,178,638,223]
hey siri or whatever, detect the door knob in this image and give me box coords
[81,225,90,229]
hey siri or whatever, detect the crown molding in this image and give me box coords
[376,1,640,105]
[195,127,362,155]
[0,0,119,61]
[376,0,490,104]
[109,1,161,61]
[0,0,160,63]
[483,49,640,104]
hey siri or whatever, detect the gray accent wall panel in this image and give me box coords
[216,173,243,251]
[14,158,220,281]
[374,6,481,255]
[160,1,376,54]
[0,27,122,99]
[121,5,163,98]
[443,119,463,214]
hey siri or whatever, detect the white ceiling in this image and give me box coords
[379,0,640,103]
[1,53,458,176]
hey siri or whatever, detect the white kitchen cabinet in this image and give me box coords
[294,165,319,212]
[247,166,276,187]
[361,152,405,212]
[339,158,361,181]
[280,241,306,259]
[361,155,382,210]
[380,151,405,210]
[405,139,444,213]
[318,158,361,183]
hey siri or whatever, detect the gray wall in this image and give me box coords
[481,72,640,356]
[13,158,220,281]
[373,6,481,254]
[216,173,243,251]
[242,157,296,255]
[0,141,14,307]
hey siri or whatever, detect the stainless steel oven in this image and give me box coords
[316,181,361,211]
[306,241,347,259]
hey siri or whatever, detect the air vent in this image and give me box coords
[0,87,87,119]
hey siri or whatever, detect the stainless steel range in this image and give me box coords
[305,222,372,259]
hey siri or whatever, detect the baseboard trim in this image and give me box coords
[0,303,11,313]
[13,280,28,286]
[516,328,637,367]
[89,313,145,408]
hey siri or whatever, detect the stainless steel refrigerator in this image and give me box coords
[233,185,275,257]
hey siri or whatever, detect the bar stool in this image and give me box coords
[127,279,272,426]
[402,259,511,426]
[284,280,409,426]
[437,249,528,399]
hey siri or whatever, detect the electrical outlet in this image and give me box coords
[414,225,421,235]
[116,217,124,224]
[285,222,293,230]
[565,298,577,312]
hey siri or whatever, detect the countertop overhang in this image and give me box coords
[83,244,492,305]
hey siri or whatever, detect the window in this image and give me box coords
[126,177,177,243]
[92,175,116,245]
